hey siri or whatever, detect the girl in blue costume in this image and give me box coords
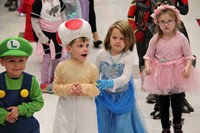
[95,20,147,133]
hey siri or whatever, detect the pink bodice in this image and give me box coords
[144,31,195,62]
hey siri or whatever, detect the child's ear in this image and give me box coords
[66,45,71,53]
[0,58,4,66]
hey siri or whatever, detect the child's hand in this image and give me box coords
[144,60,151,75]
[74,84,83,96]
[44,40,50,46]
[145,66,152,75]
[6,106,19,123]
[6,115,16,123]
[45,42,50,46]
[69,84,77,95]
[69,84,83,96]
[7,106,19,119]
[96,79,114,90]
[183,59,192,78]
[183,66,190,78]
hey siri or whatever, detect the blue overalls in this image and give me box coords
[0,72,40,133]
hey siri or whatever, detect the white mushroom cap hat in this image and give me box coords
[56,18,92,47]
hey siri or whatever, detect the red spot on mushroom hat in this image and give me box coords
[56,18,92,47]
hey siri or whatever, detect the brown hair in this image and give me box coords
[104,20,135,52]
[68,37,89,46]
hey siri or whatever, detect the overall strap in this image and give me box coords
[0,72,33,108]
[0,72,7,91]
[0,72,33,92]
[20,72,33,102]
[21,72,33,92]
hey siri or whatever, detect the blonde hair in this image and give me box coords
[104,20,135,52]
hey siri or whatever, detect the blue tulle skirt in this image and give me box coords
[96,79,147,133]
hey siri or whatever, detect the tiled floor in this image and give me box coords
[0,0,200,132]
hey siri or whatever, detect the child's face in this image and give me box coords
[109,28,126,55]
[67,38,89,62]
[0,56,28,78]
[158,14,176,35]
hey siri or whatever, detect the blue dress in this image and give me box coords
[95,50,147,133]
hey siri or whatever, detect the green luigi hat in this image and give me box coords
[0,37,33,57]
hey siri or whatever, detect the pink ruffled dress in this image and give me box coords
[142,31,200,95]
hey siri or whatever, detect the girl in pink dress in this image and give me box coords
[142,4,200,133]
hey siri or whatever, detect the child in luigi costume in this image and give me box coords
[0,37,44,133]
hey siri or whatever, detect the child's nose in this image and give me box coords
[84,47,89,50]
[14,62,19,66]
[116,38,120,42]
[14,61,21,66]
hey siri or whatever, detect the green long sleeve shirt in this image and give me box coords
[0,73,44,125]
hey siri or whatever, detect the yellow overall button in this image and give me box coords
[0,90,6,98]
[20,89,29,98]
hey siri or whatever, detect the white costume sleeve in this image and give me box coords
[95,50,134,92]
[31,17,49,44]
[111,51,134,91]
